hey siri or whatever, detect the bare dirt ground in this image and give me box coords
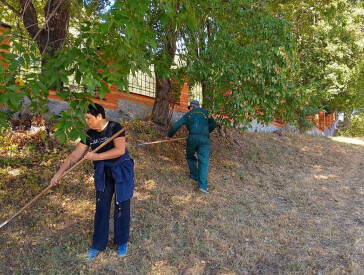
[0,121,363,274]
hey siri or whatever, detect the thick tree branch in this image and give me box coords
[18,0,70,56]
[74,0,82,38]
[43,0,70,50]
[19,0,41,39]
[0,0,21,17]
[32,0,65,42]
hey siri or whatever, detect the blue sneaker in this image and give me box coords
[86,248,100,259]
[117,243,128,257]
[198,188,210,194]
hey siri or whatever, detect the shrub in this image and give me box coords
[340,114,364,137]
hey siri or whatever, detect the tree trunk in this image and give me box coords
[151,24,178,126]
[201,18,212,109]
[152,74,173,125]
[19,0,70,64]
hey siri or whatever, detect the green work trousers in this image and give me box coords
[186,135,210,190]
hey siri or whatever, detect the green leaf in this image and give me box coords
[40,131,47,140]
[126,24,133,38]
[79,131,88,143]
[75,69,82,84]
[150,38,157,50]
[9,60,19,71]
[69,128,79,140]
[0,111,7,127]
[59,133,66,144]
[60,74,69,84]
[30,42,37,52]
[13,41,25,53]
[64,121,73,130]
[186,15,196,31]
[160,14,169,26]
[9,94,20,109]
[129,0,138,10]
[23,53,30,65]
[100,23,109,35]
[7,85,19,91]
[138,32,147,43]
[0,43,10,50]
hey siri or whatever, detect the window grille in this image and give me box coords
[127,70,156,98]
[6,32,160,99]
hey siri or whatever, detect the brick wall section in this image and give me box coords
[0,23,11,67]
[312,110,338,133]
[176,82,189,111]
[325,110,338,130]
[325,113,333,130]
[48,80,190,113]
[169,79,190,112]
[318,111,326,131]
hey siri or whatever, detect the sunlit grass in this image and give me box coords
[330,136,364,145]
[1,122,364,274]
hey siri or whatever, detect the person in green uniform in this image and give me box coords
[168,100,216,193]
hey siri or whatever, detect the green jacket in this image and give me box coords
[168,108,217,138]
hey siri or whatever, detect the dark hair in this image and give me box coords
[87,103,105,119]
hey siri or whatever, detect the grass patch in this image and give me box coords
[1,122,364,274]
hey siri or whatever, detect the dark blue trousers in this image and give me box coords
[92,172,130,251]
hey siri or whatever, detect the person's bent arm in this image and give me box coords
[168,116,186,138]
[208,116,217,133]
[84,137,125,161]
[50,143,89,186]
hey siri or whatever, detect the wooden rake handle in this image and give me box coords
[0,127,126,229]
[136,137,187,146]
[57,127,126,181]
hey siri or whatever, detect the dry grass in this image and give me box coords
[1,121,364,274]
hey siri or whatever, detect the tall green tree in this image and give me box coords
[145,0,199,126]
[182,0,305,128]
[276,0,364,118]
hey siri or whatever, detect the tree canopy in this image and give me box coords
[181,0,306,128]
[277,0,364,114]
[1,0,363,139]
